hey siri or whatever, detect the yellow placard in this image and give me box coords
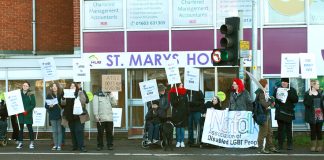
[240,40,250,50]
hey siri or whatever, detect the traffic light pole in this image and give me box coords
[238,10,244,81]
[251,0,258,99]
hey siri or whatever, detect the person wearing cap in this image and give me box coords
[228,78,253,111]
[273,78,298,150]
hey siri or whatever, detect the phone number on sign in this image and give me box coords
[131,21,166,26]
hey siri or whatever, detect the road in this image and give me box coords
[0,138,324,160]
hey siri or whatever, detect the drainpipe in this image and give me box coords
[32,0,36,55]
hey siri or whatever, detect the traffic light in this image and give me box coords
[217,17,240,66]
[211,49,229,66]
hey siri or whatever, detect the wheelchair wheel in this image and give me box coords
[0,140,7,147]
[160,140,165,148]
[141,141,150,149]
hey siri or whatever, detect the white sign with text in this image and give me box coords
[112,108,122,127]
[4,90,25,116]
[139,79,160,104]
[73,59,90,82]
[33,108,46,127]
[202,108,258,148]
[38,57,58,81]
[281,54,300,78]
[165,59,181,85]
[184,67,200,91]
[300,53,317,79]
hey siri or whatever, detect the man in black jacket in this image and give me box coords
[274,78,299,150]
[187,90,204,146]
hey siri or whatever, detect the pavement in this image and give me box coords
[0,137,322,155]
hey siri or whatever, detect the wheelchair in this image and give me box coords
[141,121,165,149]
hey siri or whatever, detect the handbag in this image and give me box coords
[79,113,90,123]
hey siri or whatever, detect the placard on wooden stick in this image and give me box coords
[102,74,122,92]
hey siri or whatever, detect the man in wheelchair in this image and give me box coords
[145,100,166,144]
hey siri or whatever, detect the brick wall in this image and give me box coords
[73,0,80,48]
[0,0,75,54]
[0,1,32,51]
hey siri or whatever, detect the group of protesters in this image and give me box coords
[0,81,116,152]
[0,77,323,153]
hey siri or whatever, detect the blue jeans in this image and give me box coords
[176,127,184,142]
[0,120,7,140]
[188,112,201,144]
[147,122,159,141]
[68,120,85,150]
[50,119,62,147]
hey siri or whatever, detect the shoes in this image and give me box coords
[57,146,62,151]
[153,139,159,143]
[52,146,57,151]
[97,147,103,151]
[16,142,23,149]
[258,149,270,154]
[287,144,293,150]
[80,148,87,152]
[146,141,152,145]
[107,146,113,150]
[269,148,280,153]
[180,142,185,148]
[29,142,34,149]
[176,142,180,148]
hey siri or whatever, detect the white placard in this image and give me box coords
[281,54,300,78]
[201,108,258,148]
[38,57,58,81]
[271,108,278,128]
[4,90,25,116]
[184,67,200,91]
[73,59,90,82]
[165,59,181,85]
[63,89,76,98]
[33,108,46,127]
[299,53,317,79]
[276,88,289,104]
[84,0,123,29]
[45,98,58,106]
[127,0,168,29]
[112,108,122,127]
[172,0,213,26]
[139,79,160,103]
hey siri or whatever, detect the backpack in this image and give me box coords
[252,100,267,125]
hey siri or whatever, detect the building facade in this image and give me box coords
[1,0,324,136]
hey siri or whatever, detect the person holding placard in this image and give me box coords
[187,89,204,147]
[228,78,253,111]
[16,81,36,149]
[45,82,63,151]
[273,78,298,150]
[303,80,324,152]
[92,91,117,151]
[169,83,188,148]
[61,82,88,152]
[0,97,8,143]
[254,79,278,154]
